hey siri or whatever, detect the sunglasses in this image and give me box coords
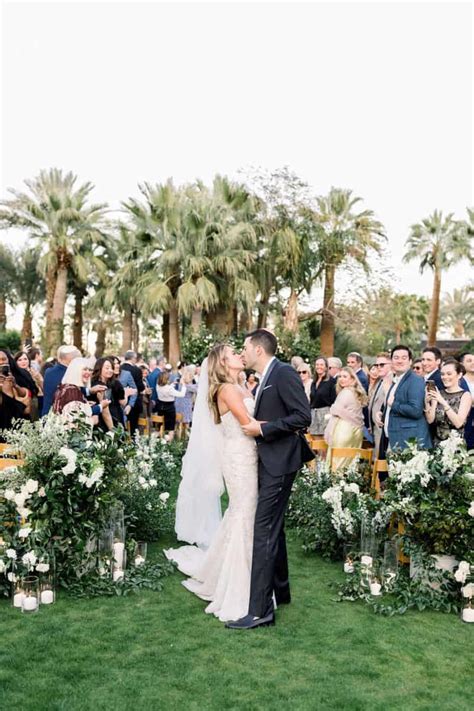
[298,370,309,374]
[375,363,389,367]
[413,365,423,371]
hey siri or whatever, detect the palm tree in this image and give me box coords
[0,169,109,354]
[13,246,46,341]
[439,285,474,338]
[304,188,386,356]
[0,244,16,331]
[403,210,472,346]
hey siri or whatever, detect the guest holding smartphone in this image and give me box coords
[424,358,471,445]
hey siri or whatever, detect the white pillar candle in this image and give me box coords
[113,542,125,568]
[13,592,24,608]
[370,582,382,596]
[113,569,124,582]
[22,595,38,611]
[462,607,474,623]
[344,562,354,574]
[40,590,54,605]
[134,555,145,566]
[361,555,373,567]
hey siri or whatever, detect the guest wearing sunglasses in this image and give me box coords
[309,356,337,436]
[297,363,312,401]
[412,358,423,376]
[368,353,392,459]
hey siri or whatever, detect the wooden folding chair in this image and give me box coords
[137,417,150,435]
[151,414,165,437]
[0,458,24,470]
[175,412,184,439]
[371,459,388,499]
[328,447,373,471]
[0,443,12,455]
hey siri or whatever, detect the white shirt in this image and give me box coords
[384,374,401,436]
[255,357,276,398]
[424,369,438,381]
[156,383,186,402]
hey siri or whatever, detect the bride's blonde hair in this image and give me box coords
[207,343,236,424]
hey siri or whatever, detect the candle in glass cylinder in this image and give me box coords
[462,606,474,622]
[13,592,24,608]
[113,542,125,568]
[22,595,38,611]
[40,590,54,604]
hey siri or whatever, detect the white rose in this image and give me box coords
[25,479,39,494]
[138,476,146,485]
[36,563,50,573]
[346,483,360,495]
[149,479,157,487]
[17,508,32,520]
[3,489,15,501]
[8,572,17,582]
[462,583,474,598]
[0,560,5,574]
[38,487,46,497]
[59,447,77,475]
[14,493,27,509]
[22,551,37,568]
[468,502,474,518]
[159,492,170,503]
[6,548,17,560]
[18,526,32,539]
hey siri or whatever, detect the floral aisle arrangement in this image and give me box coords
[288,457,376,560]
[335,433,474,616]
[0,415,178,601]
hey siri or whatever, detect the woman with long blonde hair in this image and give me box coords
[324,366,367,471]
[165,343,259,622]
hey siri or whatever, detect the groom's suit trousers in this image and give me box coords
[248,462,297,618]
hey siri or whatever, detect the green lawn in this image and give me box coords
[1,534,472,711]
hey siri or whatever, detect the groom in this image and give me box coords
[226,329,314,629]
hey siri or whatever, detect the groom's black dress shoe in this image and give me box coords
[225,613,275,630]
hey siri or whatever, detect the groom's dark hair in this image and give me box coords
[246,329,278,355]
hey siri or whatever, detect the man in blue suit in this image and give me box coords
[42,345,81,415]
[380,345,431,451]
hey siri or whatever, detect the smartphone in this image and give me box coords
[1,365,10,376]
[24,339,33,348]
[426,381,437,392]
[104,388,112,401]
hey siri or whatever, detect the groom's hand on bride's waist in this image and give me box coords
[242,417,266,437]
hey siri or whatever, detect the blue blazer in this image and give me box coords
[42,363,67,416]
[355,368,369,393]
[387,369,432,450]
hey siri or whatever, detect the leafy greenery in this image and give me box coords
[0,329,21,352]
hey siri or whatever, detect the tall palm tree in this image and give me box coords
[0,169,108,354]
[403,210,472,346]
[13,246,46,341]
[439,285,474,338]
[0,244,16,331]
[304,188,386,356]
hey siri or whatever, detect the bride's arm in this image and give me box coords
[218,384,251,425]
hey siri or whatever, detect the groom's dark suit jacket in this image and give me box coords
[254,359,314,476]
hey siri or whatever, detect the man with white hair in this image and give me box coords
[327,357,342,379]
[42,345,81,416]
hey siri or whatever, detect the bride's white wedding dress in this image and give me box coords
[165,398,258,622]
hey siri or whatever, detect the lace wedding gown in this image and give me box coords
[164,398,258,622]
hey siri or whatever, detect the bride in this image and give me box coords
[164,343,258,622]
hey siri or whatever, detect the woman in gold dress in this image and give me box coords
[324,366,367,472]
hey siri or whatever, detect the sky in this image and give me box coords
[1,0,473,316]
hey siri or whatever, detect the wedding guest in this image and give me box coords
[327,357,342,379]
[175,366,199,433]
[422,346,443,389]
[424,358,471,445]
[377,345,431,452]
[298,363,312,401]
[244,371,259,396]
[140,364,153,417]
[114,356,137,423]
[412,358,423,376]
[324,366,366,471]
[368,363,380,397]
[460,352,474,449]
[42,345,81,416]
[0,350,29,440]
[368,353,392,459]
[346,352,369,392]
[120,351,145,436]
[53,358,110,427]
[91,357,126,430]
[156,371,187,441]
[148,355,166,411]
[28,348,43,375]
[14,351,40,419]
[309,357,336,435]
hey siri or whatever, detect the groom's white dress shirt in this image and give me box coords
[255,357,276,399]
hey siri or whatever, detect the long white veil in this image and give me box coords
[174,357,224,548]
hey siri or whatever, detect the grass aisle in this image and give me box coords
[1,534,472,711]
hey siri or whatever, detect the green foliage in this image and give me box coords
[0,329,21,352]
[63,557,175,598]
[180,327,245,364]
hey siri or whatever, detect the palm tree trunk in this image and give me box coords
[21,306,33,342]
[122,307,133,352]
[239,309,253,333]
[320,264,336,357]
[427,266,441,346]
[283,290,299,333]
[45,262,56,335]
[95,323,106,357]
[132,312,140,352]
[395,326,401,345]
[206,305,233,335]
[168,300,180,366]
[0,297,6,331]
[73,291,83,350]
[257,294,270,329]
[191,308,202,334]
[49,263,68,355]
[162,313,170,359]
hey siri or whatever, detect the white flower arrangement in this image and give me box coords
[6,548,17,559]
[78,465,104,489]
[454,561,471,583]
[468,502,474,518]
[35,562,50,573]
[22,551,37,568]
[159,492,170,504]
[59,447,77,475]
[18,526,32,539]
